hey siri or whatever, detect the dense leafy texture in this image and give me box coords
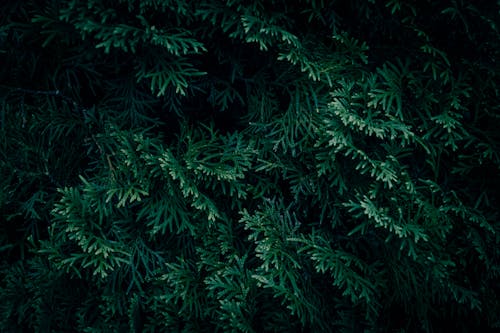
[1,0,499,332]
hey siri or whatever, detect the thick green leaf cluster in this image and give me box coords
[1,0,499,332]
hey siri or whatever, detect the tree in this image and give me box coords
[1,0,499,331]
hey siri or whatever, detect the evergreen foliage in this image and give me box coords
[1,0,499,331]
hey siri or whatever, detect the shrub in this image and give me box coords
[1,1,499,331]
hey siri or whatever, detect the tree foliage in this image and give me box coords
[1,0,499,332]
